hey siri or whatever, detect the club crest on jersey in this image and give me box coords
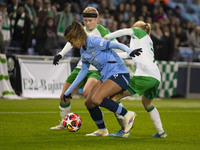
[114,74,118,78]
[92,52,95,56]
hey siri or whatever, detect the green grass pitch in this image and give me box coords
[0,98,200,150]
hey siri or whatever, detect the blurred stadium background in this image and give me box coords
[0,1,200,149]
[1,0,200,99]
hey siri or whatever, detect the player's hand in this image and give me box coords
[53,54,62,65]
[63,93,72,102]
[129,48,142,57]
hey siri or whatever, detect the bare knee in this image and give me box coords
[91,95,102,106]
[84,99,90,107]
[85,98,96,109]
[85,95,100,107]
[82,88,89,98]
[142,95,153,110]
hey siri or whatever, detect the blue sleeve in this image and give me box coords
[108,42,132,55]
[64,62,90,96]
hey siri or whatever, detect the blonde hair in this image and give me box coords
[83,7,99,17]
[133,21,151,35]
[64,21,87,42]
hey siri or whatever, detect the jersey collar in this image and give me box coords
[86,24,98,33]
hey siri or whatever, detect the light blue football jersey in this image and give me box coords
[81,36,129,82]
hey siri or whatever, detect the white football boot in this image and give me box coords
[109,129,130,138]
[50,105,71,129]
[86,128,109,136]
[123,111,137,133]
[153,131,167,138]
[50,120,65,130]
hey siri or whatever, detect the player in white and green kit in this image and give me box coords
[51,7,127,136]
[105,21,167,138]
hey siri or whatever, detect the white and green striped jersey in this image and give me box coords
[105,28,161,81]
[59,24,110,70]
[131,28,160,81]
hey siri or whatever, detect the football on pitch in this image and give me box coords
[63,113,82,132]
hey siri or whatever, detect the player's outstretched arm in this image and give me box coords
[109,42,142,57]
[63,62,89,101]
[53,42,73,65]
[104,28,133,40]
[104,28,135,59]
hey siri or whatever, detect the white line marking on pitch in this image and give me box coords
[0,110,200,114]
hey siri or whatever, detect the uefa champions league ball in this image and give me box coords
[63,113,82,132]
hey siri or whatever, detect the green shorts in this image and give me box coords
[127,76,160,99]
[66,68,100,88]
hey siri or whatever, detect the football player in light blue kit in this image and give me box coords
[51,7,128,133]
[63,20,142,136]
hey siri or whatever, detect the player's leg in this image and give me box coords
[82,70,100,98]
[85,79,129,136]
[50,82,79,129]
[82,78,98,98]
[58,68,83,120]
[84,71,119,136]
[86,70,133,133]
[140,76,167,138]
[85,80,109,136]
[109,90,132,137]
[50,68,82,129]
[53,70,99,130]
[59,82,79,120]
[142,95,167,138]
[90,74,136,133]
[107,76,139,136]
[111,90,132,131]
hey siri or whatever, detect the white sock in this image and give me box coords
[115,102,125,131]
[148,106,164,134]
[59,104,71,120]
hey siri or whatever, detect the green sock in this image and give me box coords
[116,100,121,104]
[147,105,155,112]
[60,101,70,108]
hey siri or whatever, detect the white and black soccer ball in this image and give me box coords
[63,113,82,132]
